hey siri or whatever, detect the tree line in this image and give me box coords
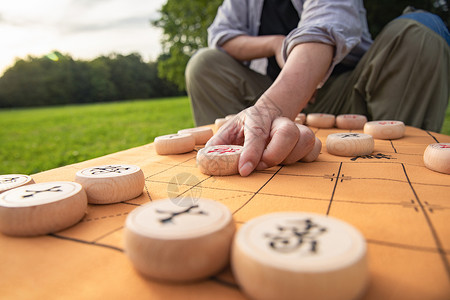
[0,52,183,108]
[1,0,447,108]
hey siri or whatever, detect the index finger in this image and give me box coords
[238,108,272,177]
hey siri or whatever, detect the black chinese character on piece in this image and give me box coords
[156,204,208,224]
[22,186,63,198]
[89,166,130,175]
[264,218,327,254]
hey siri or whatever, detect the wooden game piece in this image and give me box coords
[300,137,322,162]
[231,212,368,300]
[124,198,235,282]
[326,133,374,157]
[75,164,145,204]
[215,118,227,130]
[336,114,368,130]
[197,145,243,176]
[363,120,405,140]
[295,113,306,125]
[154,133,195,155]
[178,127,214,145]
[423,143,450,174]
[0,174,35,193]
[306,113,335,128]
[0,181,87,236]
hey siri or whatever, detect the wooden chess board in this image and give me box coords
[1,125,449,299]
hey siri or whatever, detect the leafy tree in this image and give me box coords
[88,56,117,102]
[153,0,222,90]
[0,52,183,108]
[0,52,77,107]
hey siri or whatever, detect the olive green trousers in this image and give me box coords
[186,18,450,132]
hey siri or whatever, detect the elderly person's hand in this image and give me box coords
[205,96,315,176]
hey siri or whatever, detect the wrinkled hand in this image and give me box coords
[205,99,315,176]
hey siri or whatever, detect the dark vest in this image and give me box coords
[258,0,300,80]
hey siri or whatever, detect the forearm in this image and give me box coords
[259,42,334,120]
[221,35,285,62]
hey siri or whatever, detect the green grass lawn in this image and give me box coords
[0,97,194,174]
[1,97,449,175]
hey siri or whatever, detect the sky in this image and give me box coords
[0,0,166,75]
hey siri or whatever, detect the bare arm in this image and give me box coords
[207,42,334,176]
[263,42,334,119]
[238,42,333,175]
[221,35,285,66]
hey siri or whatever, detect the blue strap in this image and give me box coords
[397,12,450,46]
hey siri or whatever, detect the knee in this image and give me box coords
[185,48,225,84]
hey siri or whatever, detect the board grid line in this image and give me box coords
[232,166,283,216]
[401,163,450,279]
[49,233,124,253]
[326,162,343,215]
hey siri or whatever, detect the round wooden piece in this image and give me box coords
[154,133,195,155]
[178,127,213,145]
[306,113,335,128]
[0,181,87,236]
[75,164,145,204]
[363,120,405,140]
[124,198,235,282]
[326,133,374,157]
[197,145,243,176]
[295,113,306,125]
[300,137,322,162]
[215,118,227,130]
[336,114,367,130]
[0,174,35,193]
[423,143,450,174]
[232,212,368,300]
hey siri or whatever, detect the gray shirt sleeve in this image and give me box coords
[208,0,260,49]
[208,0,372,82]
[283,0,372,84]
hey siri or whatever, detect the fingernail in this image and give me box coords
[239,161,254,177]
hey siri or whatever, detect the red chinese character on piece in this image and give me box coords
[439,144,450,149]
[344,115,357,119]
[208,147,237,154]
[379,121,396,125]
